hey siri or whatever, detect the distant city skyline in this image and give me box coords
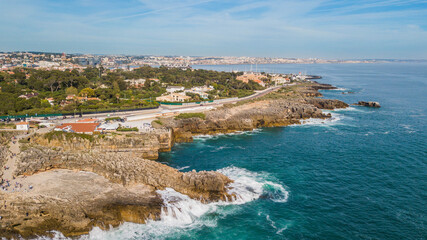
[1,0,427,59]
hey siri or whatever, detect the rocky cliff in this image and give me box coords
[160,97,348,143]
[0,170,163,238]
[0,147,232,238]
[30,129,173,160]
[15,147,232,201]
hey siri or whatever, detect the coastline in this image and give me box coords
[0,81,349,238]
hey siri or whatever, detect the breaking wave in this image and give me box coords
[77,167,288,240]
[36,167,288,240]
[193,129,263,141]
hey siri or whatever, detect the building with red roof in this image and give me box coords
[54,123,100,134]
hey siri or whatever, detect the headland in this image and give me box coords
[0,81,350,238]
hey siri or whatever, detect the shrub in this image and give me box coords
[175,112,206,120]
[105,117,122,121]
[43,131,95,142]
[116,127,139,132]
[153,119,163,125]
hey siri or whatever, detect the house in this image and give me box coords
[54,123,100,134]
[124,79,146,88]
[15,122,29,131]
[98,84,109,89]
[66,95,100,102]
[156,92,191,102]
[166,86,185,93]
[18,92,39,100]
[66,94,76,100]
[76,118,99,123]
[272,76,290,85]
[191,86,214,92]
[86,97,101,101]
[97,122,120,131]
[236,73,266,87]
[46,98,55,106]
[184,90,209,99]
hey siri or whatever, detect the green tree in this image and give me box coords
[65,86,78,96]
[79,88,95,97]
[40,99,52,108]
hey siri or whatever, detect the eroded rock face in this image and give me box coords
[0,147,232,238]
[0,170,163,238]
[31,130,173,160]
[15,148,232,201]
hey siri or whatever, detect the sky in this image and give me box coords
[1,0,427,59]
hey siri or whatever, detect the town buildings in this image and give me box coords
[236,73,267,87]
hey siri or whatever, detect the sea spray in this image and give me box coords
[80,167,289,240]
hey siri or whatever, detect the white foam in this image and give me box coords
[176,166,190,171]
[328,87,347,91]
[72,167,288,239]
[33,167,288,240]
[219,166,289,203]
[295,111,342,127]
[193,128,263,141]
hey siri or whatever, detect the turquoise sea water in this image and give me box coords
[82,63,426,240]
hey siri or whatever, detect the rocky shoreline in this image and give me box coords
[0,82,349,238]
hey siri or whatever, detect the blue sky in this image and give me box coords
[1,0,426,59]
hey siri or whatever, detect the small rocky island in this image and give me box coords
[0,82,349,238]
[353,101,381,108]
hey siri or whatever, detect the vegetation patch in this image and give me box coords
[116,127,139,132]
[175,112,206,120]
[0,123,16,129]
[105,117,122,121]
[43,131,95,142]
[153,119,163,125]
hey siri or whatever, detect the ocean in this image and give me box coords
[51,63,427,240]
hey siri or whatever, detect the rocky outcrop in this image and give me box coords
[0,146,9,177]
[0,170,163,238]
[309,82,338,90]
[30,130,173,160]
[305,98,349,110]
[161,97,346,142]
[0,132,19,146]
[15,147,232,201]
[0,146,232,238]
[353,101,381,108]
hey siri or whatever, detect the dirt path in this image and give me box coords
[1,133,33,192]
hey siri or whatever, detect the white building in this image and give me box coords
[166,86,185,93]
[124,79,146,88]
[272,76,290,85]
[156,92,191,102]
[16,122,29,131]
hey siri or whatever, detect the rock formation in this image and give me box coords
[30,129,173,160]
[0,147,232,238]
[160,97,348,143]
[353,101,381,108]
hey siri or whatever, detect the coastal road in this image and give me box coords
[49,85,286,124]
